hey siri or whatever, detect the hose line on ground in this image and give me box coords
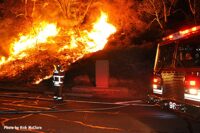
[0,104,130,114]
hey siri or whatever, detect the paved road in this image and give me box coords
[0,91,200,133]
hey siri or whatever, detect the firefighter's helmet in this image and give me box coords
[56,65,62,71]
[57,65,60,68]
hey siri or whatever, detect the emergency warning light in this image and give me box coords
[162,26,200,41]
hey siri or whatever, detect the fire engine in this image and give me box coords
[148,26,200,119]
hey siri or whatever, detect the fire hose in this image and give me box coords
[0,104,130,115]
[0,93,143,105]
[0,94,152,115]
[0,95,196,133]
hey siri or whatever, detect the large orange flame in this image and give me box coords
[11,22,59,55]
[0,11,116,84]
[0,22,59,65]
[86,12,116,52]
[59,12,116,53]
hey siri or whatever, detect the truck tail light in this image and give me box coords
[185,79,198,87]
[153,78,158,83]
[153,77,161,83]
[153,77,159,89]
[152,76,163,94]
[189,80,196,86]
[185,77,199,95]
[152,76,161,89]
[153,84,158,89]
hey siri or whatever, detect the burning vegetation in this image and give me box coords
[0,0,117,85]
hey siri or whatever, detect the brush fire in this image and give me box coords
[0,11,116,85]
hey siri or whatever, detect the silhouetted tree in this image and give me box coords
[188,0,200,24]
[55,0,94,26]
[139,0,176,30]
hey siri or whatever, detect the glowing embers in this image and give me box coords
[152,76,163,95]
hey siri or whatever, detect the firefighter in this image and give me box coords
[53,65,65,102]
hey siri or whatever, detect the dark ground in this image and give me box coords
[0,90,200,133]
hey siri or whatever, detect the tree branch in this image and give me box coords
[79,0,93,24]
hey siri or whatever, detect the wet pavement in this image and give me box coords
[0,91,200,133]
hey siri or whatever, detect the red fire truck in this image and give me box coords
[148,26,200,119]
